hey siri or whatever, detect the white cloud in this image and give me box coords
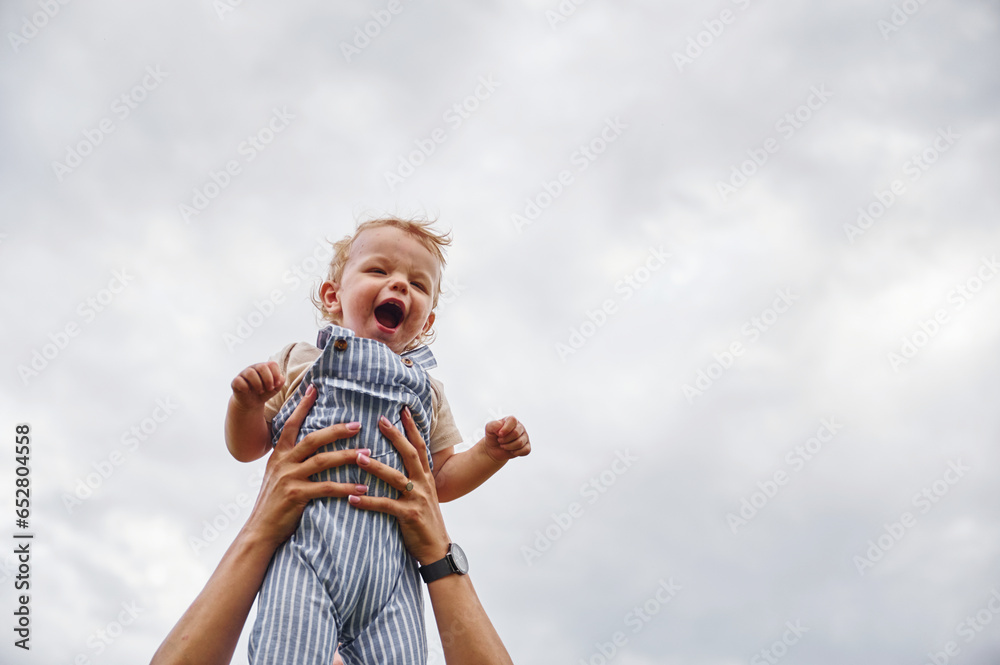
[2,1,999,663]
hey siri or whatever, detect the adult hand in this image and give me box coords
[245,384,372,550]
[151,383,372,665]
[349,406,516,665]
[348,405,451,565]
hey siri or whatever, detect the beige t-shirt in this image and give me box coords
[263,341,463,454]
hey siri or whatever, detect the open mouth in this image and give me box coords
[374,300,405,330]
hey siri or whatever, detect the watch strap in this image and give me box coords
[419,556,454,583]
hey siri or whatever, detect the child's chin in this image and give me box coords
[374,329,407,352]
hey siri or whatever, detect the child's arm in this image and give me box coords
[431,416,530,503]
[225,361,286,463]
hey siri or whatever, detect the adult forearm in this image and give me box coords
[149,529,272,665]
[427,574,514,665]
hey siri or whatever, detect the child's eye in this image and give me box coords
[369,268,386,275]
[411,281,426,292]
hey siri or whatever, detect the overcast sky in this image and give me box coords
[2,1,999,663]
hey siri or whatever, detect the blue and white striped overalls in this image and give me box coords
[249,325,435,665]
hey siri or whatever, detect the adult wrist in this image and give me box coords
[229,524,281,568]
[419,542,469,583]
[240,517,280,552]
[416,539,451,567]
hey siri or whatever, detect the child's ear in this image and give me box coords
[422,311,436,334]
[320,281,341,315]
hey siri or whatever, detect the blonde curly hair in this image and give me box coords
[311,216,452,347]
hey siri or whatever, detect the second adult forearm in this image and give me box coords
[427,574,514,665]
[149,528,273,665]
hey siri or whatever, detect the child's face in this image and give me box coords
[321,226,440,354]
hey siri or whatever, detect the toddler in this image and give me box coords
[226,217,530,664]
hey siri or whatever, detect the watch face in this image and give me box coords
[449,543,469,574]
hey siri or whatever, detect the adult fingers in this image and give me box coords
[290,420,363,463]
[297,448,369,478]
[293,478,369,502]
[376,410,430,478]
[354,450,411,494]
[349,456,450,565]
[346,494,404,518]
[399,406,431,475]
[274,384,317,454]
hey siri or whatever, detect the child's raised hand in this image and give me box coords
[483,415,531,462]
[231,361,286,411]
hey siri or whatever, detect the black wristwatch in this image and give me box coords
[419,543,469,583]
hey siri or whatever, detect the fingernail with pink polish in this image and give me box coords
[347,421,361,431]
[355,485,368,494]
[348,495,360,505]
